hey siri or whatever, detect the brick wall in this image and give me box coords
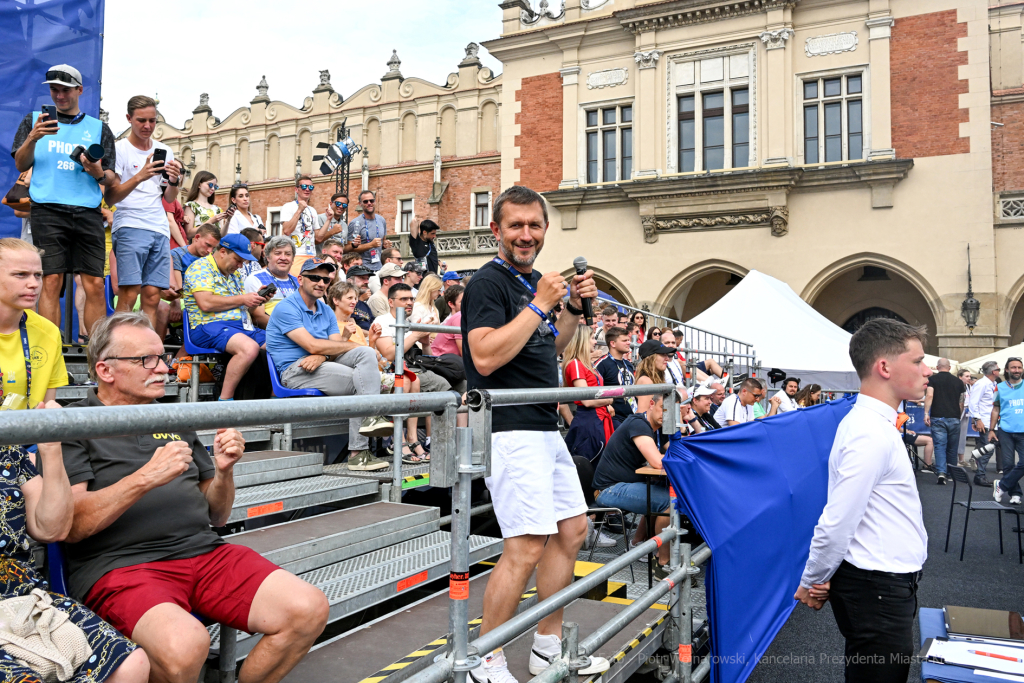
[235,160,500,233]
[514,73,563,192]
[891,10,969,158]
[992,99,1024,192]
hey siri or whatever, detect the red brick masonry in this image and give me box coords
[514,73,563,193]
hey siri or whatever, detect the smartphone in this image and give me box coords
[40,105,58,127]
[151,148,168,179]
[257,284,277,299]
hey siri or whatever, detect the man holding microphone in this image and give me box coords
[11,64,117,335]
[795,319,931,683]
[462,185,607,683]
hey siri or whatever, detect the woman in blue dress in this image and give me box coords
[0,435,149,683]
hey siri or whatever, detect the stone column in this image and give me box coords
[866,15,896,159]
[559,67,581,189]
[759,28,793,165]
[633,46,663,179]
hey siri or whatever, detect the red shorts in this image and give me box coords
[84,544,280,638]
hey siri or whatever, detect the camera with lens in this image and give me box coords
[971,443,995,458]
[69,143,105,168]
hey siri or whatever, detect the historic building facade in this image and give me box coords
[153,45,503,266]
[483,0,1023,359]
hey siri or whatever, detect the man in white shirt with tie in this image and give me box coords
[795,318,931,683]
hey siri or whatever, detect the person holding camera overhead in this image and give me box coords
[102,96,183,332]
[11,64,117,337]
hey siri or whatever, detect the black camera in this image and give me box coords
[69,143,104,166]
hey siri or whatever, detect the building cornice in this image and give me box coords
[616,0,799,34]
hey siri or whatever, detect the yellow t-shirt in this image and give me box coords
[0,310,68,407]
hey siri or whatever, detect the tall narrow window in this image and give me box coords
[803,74,865,164]
[804,105,819,164]
[678,95,695,172]
[702,92,725,171]
[474,192,490,227]
[400,199,413,233]
[731,89,749,168]
[584,105,633,183]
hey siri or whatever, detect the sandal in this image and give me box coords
[401,441,430,465]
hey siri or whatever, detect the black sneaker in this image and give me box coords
[937,474,947,485]
[653,563,671,581]
[974,477,991,487]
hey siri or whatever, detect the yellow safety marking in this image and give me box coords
[610,615,667,663]
[573,561,605,577]
[382,663,410,671]
[480,561,497,566]
[601,596,668,611]
[607,581,627,596]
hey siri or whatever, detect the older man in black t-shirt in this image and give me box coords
[923,357,965,484]
[462,185,604,683]
[61,312,328,683]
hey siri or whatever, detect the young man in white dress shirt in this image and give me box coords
[795,318,931,683]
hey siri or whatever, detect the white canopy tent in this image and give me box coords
[958,343,1024,374]
[685,270,861,391]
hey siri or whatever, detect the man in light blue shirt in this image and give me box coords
[990,356,1024,505]
[266,258,384,469]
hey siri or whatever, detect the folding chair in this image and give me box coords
[945,466,1022,563]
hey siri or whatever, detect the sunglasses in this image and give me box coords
[303,274,331,284]
[361,199,375,204]
[1008,357,1022,366]
[250,241,265,247]
[334,201,348,208]
[206,182,218,190]
[299,184,314,191]
[45,70,78,85]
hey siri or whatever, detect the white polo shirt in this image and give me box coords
[714,393,753,425]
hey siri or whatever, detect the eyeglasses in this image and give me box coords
[101,353,173,370]
[361,199,375,204]
[299,184,314,191]
[334,201,348,208]
[206,182,218,190]
[303,274,331,284]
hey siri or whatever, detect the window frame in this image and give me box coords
[397,196,415,234]
[267,208,283,237]
[795,65,870,166]
[471,190,493,228]
[578,98,634,185]
[668,45,756,174]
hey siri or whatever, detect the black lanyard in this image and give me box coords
[492,258,558,336]
[1,314,32,402]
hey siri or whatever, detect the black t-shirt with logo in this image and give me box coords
[928,370,965,419]
[59,390,221,600]
[462,261,559,432]
[593,413,661,490]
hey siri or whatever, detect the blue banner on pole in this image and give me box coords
[0,0,105,238]
[662,396,857,683]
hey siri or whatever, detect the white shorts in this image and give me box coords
[486,430,589,538]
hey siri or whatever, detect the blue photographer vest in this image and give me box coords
[29,112,103,208]
[997,380,1024,433]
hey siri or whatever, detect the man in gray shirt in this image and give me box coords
[61,312,328,683]
[346,190,391,272]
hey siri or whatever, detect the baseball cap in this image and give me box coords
[219,234,257,261]
[638,340,676,360]
[378,263,406,279]
[693,383,717,398]
[42,65,83,87]
[347,264,373,278]
[442,271,462,282]
[300,257,337,273]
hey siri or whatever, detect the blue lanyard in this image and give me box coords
[1,314,32,402]
[361,216,382,243]
[492,257,558,337]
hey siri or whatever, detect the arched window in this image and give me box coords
[401,112,417,162]
[267,135,280,179]
[367,119,381,166]
[440,108,456,157]
[480,102,498,152]
[841,307,908,334]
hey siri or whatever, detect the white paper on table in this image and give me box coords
[975,669,1024,682]
[924,639,1024,676]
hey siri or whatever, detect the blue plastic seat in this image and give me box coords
[46,543,68,595]
[267,353,324,398]
[104,275,115,317]
[182,310,221,356]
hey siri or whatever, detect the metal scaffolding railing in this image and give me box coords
[1,325,715,683]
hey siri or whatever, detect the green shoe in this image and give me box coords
[359,415,395,438]
[347,450,390,471]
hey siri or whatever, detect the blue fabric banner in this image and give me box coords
[661,396,857,683]
[0,0,105,238]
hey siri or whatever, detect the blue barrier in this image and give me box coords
[903,404,978,438]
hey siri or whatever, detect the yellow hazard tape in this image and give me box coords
[610,614,668,663]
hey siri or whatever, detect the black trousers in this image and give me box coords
[828,560,920,683]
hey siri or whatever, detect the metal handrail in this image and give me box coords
[595,296,753,348]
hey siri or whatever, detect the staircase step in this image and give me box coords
[210,530,503,660]
[227,475,378,524]
[234,451,324,487]
[228,502,439,574]
[325,463,431,490]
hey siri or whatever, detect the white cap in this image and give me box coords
[43,65,83,87]
[693,383,717,398]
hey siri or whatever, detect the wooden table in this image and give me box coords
[635,466,667,588]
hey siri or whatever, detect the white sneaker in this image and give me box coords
[469,649,519,683]
[595,530,617,548]
[994,480,1007,503]
[528,633,610,676]
[1011,495,1022,505]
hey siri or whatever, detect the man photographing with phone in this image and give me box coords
[11,64,117,336]
[103,96,183,332]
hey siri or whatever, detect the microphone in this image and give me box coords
[573,256,593,326]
